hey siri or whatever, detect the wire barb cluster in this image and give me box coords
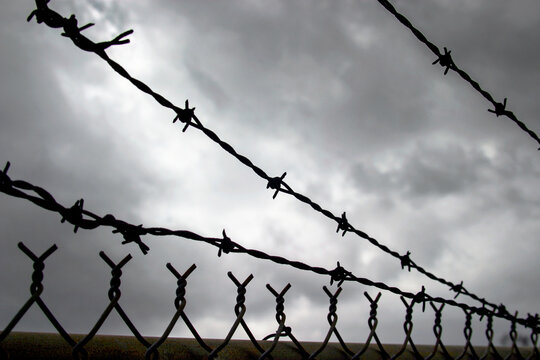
[22,0,534,320]
[1,243,538,360]
[0,162,538,335]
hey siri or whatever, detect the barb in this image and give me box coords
[1,165,538,334]
[374,0,540,150]
[23,1,530,321]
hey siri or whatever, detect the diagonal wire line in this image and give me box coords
[24,1,536,324]
[0,162,538,332]
[375,0,540,150]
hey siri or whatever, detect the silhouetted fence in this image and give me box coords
[21,0,539,326]
[0,242,538,359]
[1,163,538,333]
[1,1,537,359]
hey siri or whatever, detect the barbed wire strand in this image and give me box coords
[374,0,540,150]
[1,162,538,333]
[22,2,531,319]
[23,1,524,318]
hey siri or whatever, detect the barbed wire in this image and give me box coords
[0,242,538,359]
[22,0,531,320]
[1,161,538,333]
[374,0,540,150]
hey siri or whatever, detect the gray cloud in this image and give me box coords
[351,142,493,199]
[0,0,539,349]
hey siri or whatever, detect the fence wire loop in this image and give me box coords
[350,292,385,360]
[167,263,196,309]
[264,283,309,358]
[390,296,420,359]
[427,302,452,360]
[19,242,57,295]
[1,243,80,358]
[457,309,479,360]
[260,283,292,359]
[481,314,502,360]
[100,252,132,300]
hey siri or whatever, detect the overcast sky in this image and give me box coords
[1,0,539,348]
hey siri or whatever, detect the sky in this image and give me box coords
[0,0,539,348]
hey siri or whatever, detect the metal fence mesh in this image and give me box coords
[0,242,537,359]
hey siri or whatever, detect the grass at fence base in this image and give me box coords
[0,332,525,360]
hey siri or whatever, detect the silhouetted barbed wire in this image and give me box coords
[0,242,538,359]
[374,0,540,150]
[22,0,531,319]
[1,161,538,334]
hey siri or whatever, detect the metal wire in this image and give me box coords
[0,243,537,359]
[22,0,538,319]
[0,163,537,334]
[374,0,540,150]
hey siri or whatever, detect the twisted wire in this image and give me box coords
[22,1,528,318]
[2,242,537,359]
[375,0,540,150]
[1,162,537,332]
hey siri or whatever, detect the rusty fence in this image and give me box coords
[0,242,537,359]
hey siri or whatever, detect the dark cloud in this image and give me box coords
[351,142,493,199]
